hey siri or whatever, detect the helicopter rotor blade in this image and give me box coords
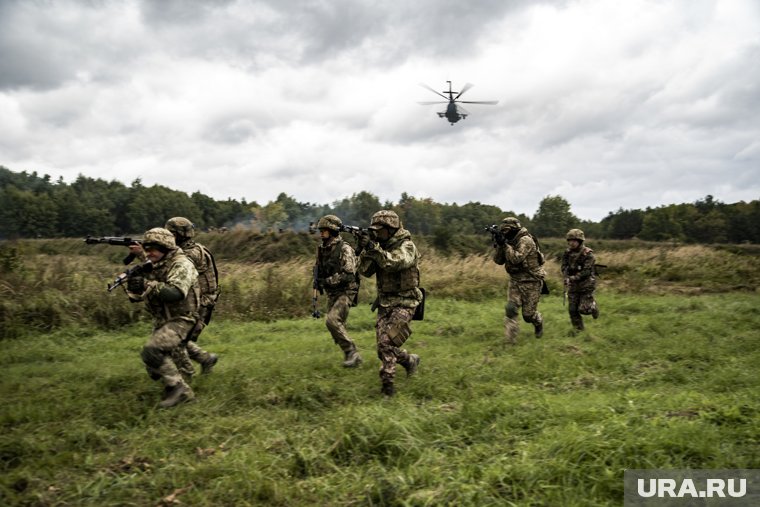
[459,100,499,105]
[454,82,474,100]
[418,82,449,100]
[418,101,448,105]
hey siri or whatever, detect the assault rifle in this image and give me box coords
[311,264,323,318]
[84,236,142,265]
[107,261,153,292]
[484,224,506,246]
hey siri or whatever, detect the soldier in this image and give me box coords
[314,215,363,368]
[561,228,599,330]
[123,228,200,408]
[492,217,546,344]
[358,210,422,397]
[164,217,220,376]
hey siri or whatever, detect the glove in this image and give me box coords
[127,275,145,294]
[324,273,342,286]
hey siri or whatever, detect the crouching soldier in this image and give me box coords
[358,210,422,397]
[561,228,599,331]
[123,228,201,408]
[165,217,220,376]
[314,214,363,368]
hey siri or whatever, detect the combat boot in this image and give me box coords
[591,306,600,319]
[534,321,544,338]
[342,349,363,368]
[159,383,195,408]
[381,382,395,397]
[200,353,219,374]
[401,354,420,377]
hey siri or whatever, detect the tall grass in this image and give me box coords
[2,237,759,339]
[1,293,759,505]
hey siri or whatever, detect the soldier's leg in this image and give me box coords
[171,344,195,383]
[578,291,599,319]
[504,280,521,344]
[519,280,544,338]
[376,306,415,395]
[141,322,195,406]
[326,293,362,367]
[567,292,584,330]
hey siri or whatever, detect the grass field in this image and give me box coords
[2,291,759,506]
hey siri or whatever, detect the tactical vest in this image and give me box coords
[506,231,543,275]
[318,239,358,291]
[377,264,420,294]
[180,240,219,300]
[563,246,593,274]
[376,237,420,294]
[145,249,200,323]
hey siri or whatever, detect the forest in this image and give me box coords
[1,165,759,243]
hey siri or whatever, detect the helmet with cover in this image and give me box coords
[369,210,401,230]
[499,216,522,233]
[317,214,342,232]
[165,217,196,239]
[566,228,585,241]
[142,227,177,252]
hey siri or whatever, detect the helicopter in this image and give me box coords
[418,80,498,125]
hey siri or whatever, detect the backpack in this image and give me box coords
[530,233,546,266]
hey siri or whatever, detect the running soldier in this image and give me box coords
[314,214,363,368]
[164,217,220,376]
[123,228,200,408]
[492,217,546,344]
[358,210,422,397]
[561,228,599,330]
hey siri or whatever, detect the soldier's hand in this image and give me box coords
[127,275,145,294]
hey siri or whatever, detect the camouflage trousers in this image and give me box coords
[376,305,415,385]
[567,290,598,330]
[171,339,214,380]
[504,278,543,344]
[141,320,195,389]
[325,292,358,355]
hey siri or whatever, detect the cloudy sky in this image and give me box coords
[1,0,758,221]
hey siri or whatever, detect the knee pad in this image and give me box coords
[505,302,519,319]
[141,345,165,370]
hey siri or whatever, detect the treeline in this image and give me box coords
[0,166,250,238]
[1,166,759,243]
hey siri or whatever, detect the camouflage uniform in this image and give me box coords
[315,215,362,367]
[561,229,599,330]
[166,217,220,377]
[126,228,200,408]
[493,217,546,344]
[358,210,423,396]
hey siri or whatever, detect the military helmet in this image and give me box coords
[566,228,585,241]
[369,210,401,230]
[165,217,196,238]
[142,227,176,251]
[500,216,522,232]
[317,214,342,232]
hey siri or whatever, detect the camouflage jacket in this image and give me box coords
[128,248,200,326]
[561,246,596,293]
[493,228,546,282]
[315,236,358,296]
[178,239,220,307]
[359,227,423,309]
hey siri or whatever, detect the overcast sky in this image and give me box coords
[1,0,758,221]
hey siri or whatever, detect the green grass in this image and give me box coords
[2,292,759,506]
